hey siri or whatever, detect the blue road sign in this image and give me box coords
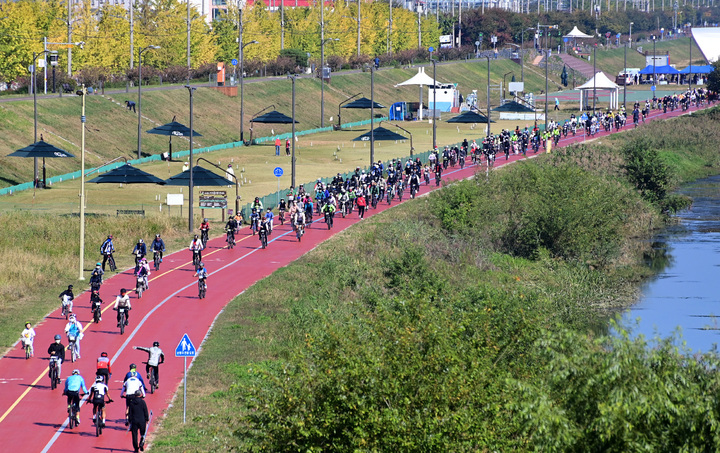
[563,38,568,43]
[175,334,197,357]
[428,46,435,53]
[651,85,656,91]
[273,167,284,177]
[231,59,238,66]
[616,33,621,38]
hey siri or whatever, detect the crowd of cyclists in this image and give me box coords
[18,88,718,448]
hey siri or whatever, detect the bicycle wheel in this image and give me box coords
[68,409,75,429]
[50,367,57,390]
[154,255,161,272]
[94,309,100,324]
[137,283,143,299]
[150,368,156,394]
[96,415,101,436]
[109,256,116,272]
[120,315,125,335]
[25,343,31,360]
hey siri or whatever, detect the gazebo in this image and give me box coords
[576,72,620,111]
[395,67,440,120]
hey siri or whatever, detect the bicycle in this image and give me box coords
[198,277,207,299]
[250,217,259,235]
[279,209,286,225]
[49,357,60,389]
[94,398,113,436]
[61,295,72,320]
[324,212,333,230]
[116,307,129,335]
[153,251,161,272]
[192,250,201,272]
[410,185,417,199]
[135,274,147,299]
[296,223,305,242]
[68,335,79,362]
[23,340,32,360]
[259,228,268,249]
[200,228,209,248]
[92,303,102,324]
[226,228,235,249]
[144,362,158,394]
[105,254,117,272]
[67,393,82,429]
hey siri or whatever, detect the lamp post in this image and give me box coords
[623,41,627,108]
[32,50,57,187]
[652,35,656,87]
[320,38,339,128]
[288,75,297,188]
[688,29,692,90]
[629,22,633,48]
[486,55,491,137]
[240,39,258,143]
[520,27,535,82]
[431,58,437,150]
[370,65,375,166]
[187,0,191,82]
[537,24,557,132]
[185,85,197,232]
[592,45,596,114]
[77,85,87,280]
[137,45,160,160]
[356,0,361,57]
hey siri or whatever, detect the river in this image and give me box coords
[624,174,720,353]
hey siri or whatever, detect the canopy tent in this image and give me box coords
[678,64,713,74]
[692,28,720,63]
[395,67,441,120]
[251,110,297,124]
[342,97,385,109]
[146,120,202,161]
[164,166,234,186]
[88,164,166,185]
[576,72,620,111]
[638,64,680,75]
[492,101,534,113]
[447,110,494,123]
[564,26,593,39]
[8,138,75,188]
[352,126,408,142]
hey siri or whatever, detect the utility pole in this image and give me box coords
[130,0,134,69]
[356,0,361,57]
[187,0,191,81]
[67,0,73,76]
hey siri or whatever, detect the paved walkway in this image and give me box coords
[559,53,612,80]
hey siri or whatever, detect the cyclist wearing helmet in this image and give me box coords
[64,313,83,358]
[90,289,103,321]
[63,369,88,425]
[199,218,210,246]
[251,197,263,212]
[134,341,165,386]
[136,257,151,290]
[132,239,147,268]
[122,364,146,425]
[100,235,115,271]
[151,234,166,263]
[20,322,36,357]
[189,234,204,262]
[90,263,104,290]
[48,334,66,381]
[113,289,132,327]
[89,375,112,427]
[194,262,209,288]
[96,351,112,382]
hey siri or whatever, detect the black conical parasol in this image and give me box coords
[88,164,166,184]
[447,111,495,123]
[164,166,234,186]
[352,126,407,141]
[342,97,386,109]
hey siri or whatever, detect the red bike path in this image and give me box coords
[0,101,710,452]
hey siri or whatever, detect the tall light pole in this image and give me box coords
[629,22,634,48]
[387,0,393,54]
[538,24,557,131]
[431,58,437,150]
[187,0,192,82]
[356,0,361,57]
[129,0,134,69]
[137,45,160,160]
[78,85,87,280]
[652,35,656,88]
[240,39,258,142]
[623,41,627,108]
[486,55,491,137]
[185,86,197,232]
[370,65,375,166]
[320,38,339,128]
[520,27,535,82]
[288,75,297,188]
[688,29,692,90]
[592,45,596,114]
[32,50,56,187]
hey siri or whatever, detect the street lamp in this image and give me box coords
[486,55,491,137]
[77,85,87,280]
[137,45,160,160]
[652,35,656,87]
[185,85,197,232]
[520,27,535,82]
[430,58,437,150]
[320,38,339,128]
[370,65,375,166]
[240,40,258,143]
[537,24,558,132]
[629,22,634,48]
[288,75,297,188]
[32,50,58,187]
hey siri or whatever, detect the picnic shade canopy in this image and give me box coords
[8,138,75,188]
[164,165,234,187]
[247,106,298,144]
[638,64,681,75]
[352,126,407,141]
[88,163,166,185]
[342,97,386,109]
[447,110,494,123]
[678,64,713,74]
[564,26,593,39]
[395,67,441,120]
[492,100,535,113]
[146,120,202,161]
[576,71,620,110]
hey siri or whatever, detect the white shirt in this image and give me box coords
[21,328,36,344]
[123,374,145,397]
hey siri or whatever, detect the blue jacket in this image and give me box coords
[133,243,147,256]
[101,239,114,255]
[65,374,88,393]
[151,238,165,252]
[123,370,146,389]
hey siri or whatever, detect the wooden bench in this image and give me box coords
[116,209,145,217]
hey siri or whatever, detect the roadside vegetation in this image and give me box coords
[148,107,720,451]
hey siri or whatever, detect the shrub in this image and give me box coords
[279,48,308,68]
[161,65,190,83]
[326,55,346,72]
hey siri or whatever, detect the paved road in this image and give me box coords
[0,100,710,452]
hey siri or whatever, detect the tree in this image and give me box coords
[707,61,720,94]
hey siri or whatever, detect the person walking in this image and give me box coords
[275,137,281,156]
[127,390,150,453]
[285,139,291,156]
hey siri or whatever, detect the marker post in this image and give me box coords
[175,333,197,424]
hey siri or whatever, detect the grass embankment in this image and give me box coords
[590,37,703,76]
[0,59,554,189]
[149,107,720,450]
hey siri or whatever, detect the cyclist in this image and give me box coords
[321,201,336,227]
[64,314,83,359]
[199,218,210,245]
[63,369,88,425]
[134,341,165,387]
[121,364,146,426]
[135,257,150,290]
[90,264,104,291]
[132,239,147,269]
[251,196,263,212]
[89,375,112,427]
[264,207,274,235]
[151,234,165,263]
[96,351,112,383]
[100,235,115,271]
[194,262,209,289]
[48,334,66,383]
[59,284,74,314]
[90,289,103,321]
[20,322,36,357]
[249,208,261,235]
[113,289,132,328]
[189,234,204,263]
[225,216,238,245]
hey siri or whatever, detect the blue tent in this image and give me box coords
[638,64,680,75]
[678,65,713,74]
[389,102,407,121]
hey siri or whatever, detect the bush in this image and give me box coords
[279,48,308,68]
[348,54,371,69]
[266,56,296,76]
[325,55,346,72]
[161,65,190,83]
[192,62,216,80]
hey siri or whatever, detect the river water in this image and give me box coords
[623,174,720,353]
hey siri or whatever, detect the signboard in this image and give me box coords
[508,82,525,93]
[175,334,197,357]
[439,35,452,49]
[199,190,227,209]
[167,194,184,206]
[273,167,284,177]
[646,55,669,66]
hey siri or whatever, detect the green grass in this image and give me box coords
[591,37,704,77]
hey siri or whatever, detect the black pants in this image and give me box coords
[117,308,130,324]
[130,421,146,452]
[146,364,160,383]
[102,253,113,271]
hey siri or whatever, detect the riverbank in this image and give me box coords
[149,106,720,451]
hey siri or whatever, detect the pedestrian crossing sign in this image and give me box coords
[175,333,197,357]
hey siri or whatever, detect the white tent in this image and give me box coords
[564,26,593,39]
[576,72,619,111]
[691,28,720,63]
[395,67,441,120]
